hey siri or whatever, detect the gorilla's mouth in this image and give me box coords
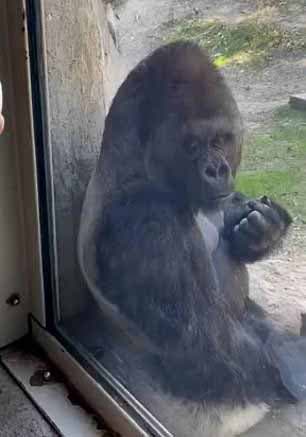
[202,192,232,209]
[209,192,232,202]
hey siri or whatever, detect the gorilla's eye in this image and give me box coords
[183,139,201,160]
[189,142,199,155]
[211,133,233,149]
[224,132,234,143]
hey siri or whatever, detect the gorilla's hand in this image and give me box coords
[224,194,292,262]
[234,196,285,250]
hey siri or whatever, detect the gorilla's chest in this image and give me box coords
[195,210,249,317]
[195,210,223,254]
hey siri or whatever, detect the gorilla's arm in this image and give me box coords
[97,190,285,402]
[223,193,292,263]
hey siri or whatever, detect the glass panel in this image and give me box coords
[36,1,306,436]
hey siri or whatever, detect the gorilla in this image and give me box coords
[78,41,306,436]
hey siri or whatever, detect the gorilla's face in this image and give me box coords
[145,116,241,210]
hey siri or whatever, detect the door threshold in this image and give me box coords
[0,338,113,437]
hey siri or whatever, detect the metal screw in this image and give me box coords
[6,294,20,306]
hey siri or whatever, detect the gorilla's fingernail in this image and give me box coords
[234,225,239,233]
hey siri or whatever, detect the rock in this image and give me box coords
[300,313,306,336]
[289,94,306,111]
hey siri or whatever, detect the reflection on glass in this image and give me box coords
[43,1,306,436]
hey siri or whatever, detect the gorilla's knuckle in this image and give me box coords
[248,210,261,221]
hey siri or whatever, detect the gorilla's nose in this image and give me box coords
[203,161,231,183]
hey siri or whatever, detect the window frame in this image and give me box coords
[25,1,172,436]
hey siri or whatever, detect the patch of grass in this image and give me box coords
[166,17,306,68]
[236,107,306,222]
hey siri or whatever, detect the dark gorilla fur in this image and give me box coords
[79,41,306,435]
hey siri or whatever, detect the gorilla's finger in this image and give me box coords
[247,200,280,224]
[237,214,261,239]
[238,218,252,234]
[239,217,248,227]
[247,210,282,244]
[234,224,270,252]
[247,210,268,233]
[223,204,252,237]
[233,225,256,249]
[230,200,252,217]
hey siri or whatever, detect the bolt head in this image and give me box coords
[43,371,52,381]
[6,294,21,306]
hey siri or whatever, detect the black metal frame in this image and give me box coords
[26,0,56,329]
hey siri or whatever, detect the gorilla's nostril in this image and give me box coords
[205,165,217,178]
[219,163,229,177]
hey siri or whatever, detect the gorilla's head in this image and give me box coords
[139,42,244,210]
[101,42,244,211]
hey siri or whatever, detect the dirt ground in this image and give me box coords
[111,0,306,336]
[107,1,306,435]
